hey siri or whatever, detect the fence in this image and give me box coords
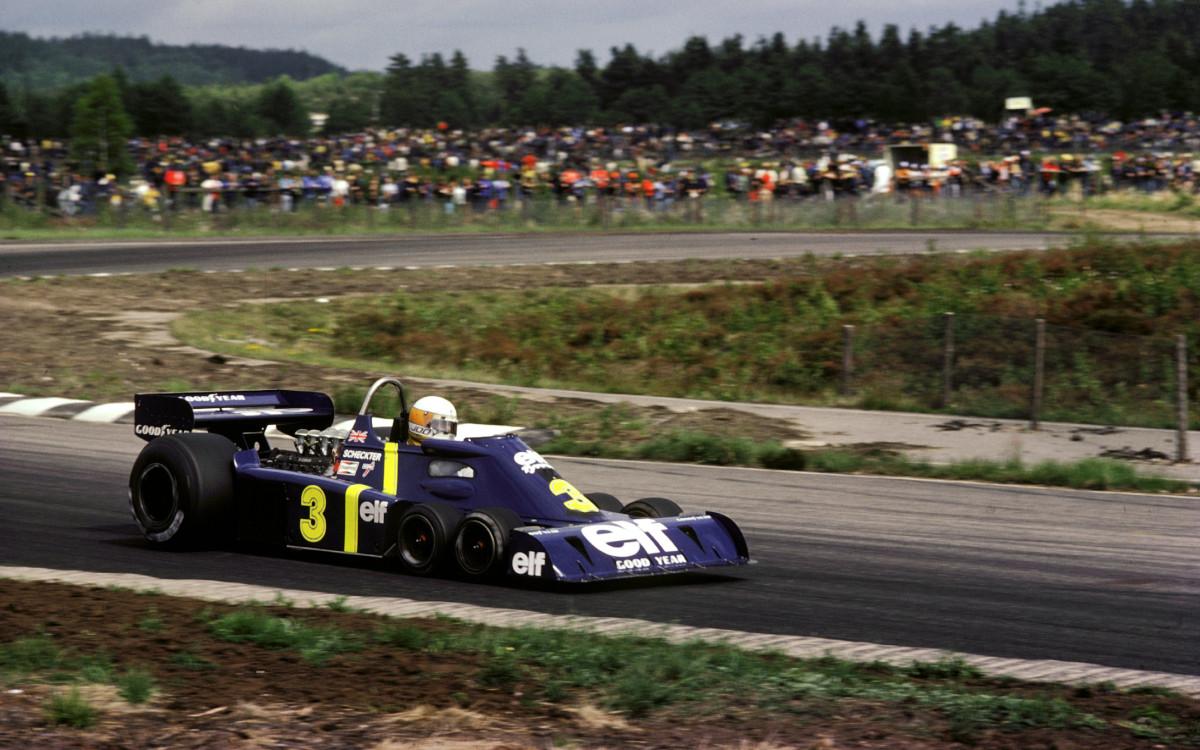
[843,312,1191,459]
[0,185,1057,234]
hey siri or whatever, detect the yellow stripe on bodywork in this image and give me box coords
[343,483,371,553]
[383,442,399,496]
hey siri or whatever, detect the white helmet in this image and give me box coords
[407,395,458,444]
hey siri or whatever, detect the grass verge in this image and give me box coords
[2,579,1197,746]
[545,428,1188,494]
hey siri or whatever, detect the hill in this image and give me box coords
[0,31,344,89]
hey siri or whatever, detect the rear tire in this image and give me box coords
[397,502,462,575]
[129,433,237,549]
[586,492,623,512]
[454,507,522,577]
[622,496,682,519]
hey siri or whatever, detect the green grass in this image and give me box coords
[173,240,1200,432]
[44,687,97,728]
[207,609,363,665]
[115,668,155,704]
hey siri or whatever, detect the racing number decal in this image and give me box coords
[300,485,327,543]
[549,478,599,513]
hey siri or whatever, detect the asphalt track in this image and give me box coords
[2,414,1196,676]
[0,231,1071,277]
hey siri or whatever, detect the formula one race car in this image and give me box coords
[128,377,750,583]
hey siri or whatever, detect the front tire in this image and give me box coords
[622,496,682,519]
[454,507,522,577]
[586,492,623,512]
[397,502,462,575]
[129,433,237,548]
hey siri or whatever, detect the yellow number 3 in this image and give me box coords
[549,478,599,513]
[300,485,327,542]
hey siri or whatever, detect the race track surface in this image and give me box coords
[0,231,1067,276]
[2,415,1196,676]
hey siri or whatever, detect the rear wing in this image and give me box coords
[133,390,334,446]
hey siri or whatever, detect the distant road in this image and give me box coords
[0,231,1079,277]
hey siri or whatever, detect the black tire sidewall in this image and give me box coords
[586,492,623,512]
[454,506,521,577]
[129,434,236,548]
[621,496,683,519]
[397,502,462,575]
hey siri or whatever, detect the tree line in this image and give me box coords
[2,0,1199,141]
[0,31,342,89]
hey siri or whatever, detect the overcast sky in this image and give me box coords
[7,0,1022,71]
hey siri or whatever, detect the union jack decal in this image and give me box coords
[347,429,369,443]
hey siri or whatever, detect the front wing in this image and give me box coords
[505,513,750,583]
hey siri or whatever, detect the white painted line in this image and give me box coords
[87,272,112,277]
[375,266,394,271]
[1,565,1195,697]
[0,392,23,399]
[0,397,90,416]
[72,402,136,423]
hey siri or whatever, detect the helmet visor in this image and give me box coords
[426,416,458,437]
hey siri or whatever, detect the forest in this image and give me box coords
[1,0,1198,138]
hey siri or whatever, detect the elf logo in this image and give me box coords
[359,499,389,524]
[511,551,546,577]
[580,519,679,559]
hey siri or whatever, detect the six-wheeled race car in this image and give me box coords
[128,377,750,583]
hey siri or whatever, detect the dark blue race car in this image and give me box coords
[128,377,750,583]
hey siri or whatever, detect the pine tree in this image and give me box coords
[70,74,133,174]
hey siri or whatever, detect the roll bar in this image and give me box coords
[357,377,410,443]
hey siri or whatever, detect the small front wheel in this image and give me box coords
[454,507,522,577]
[622,496,682,519]
[586,492,623,512]
[396,503,462,575]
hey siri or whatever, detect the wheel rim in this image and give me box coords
[137,463,179,530]
[456,519,497,575]
[400,514,437,568]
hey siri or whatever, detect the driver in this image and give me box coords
[407,396,459,445]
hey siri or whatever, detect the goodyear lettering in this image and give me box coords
[653,553,687,566]
[182,393,246,403]
[616,558,650,571]
[135,424,185,437]
[359,499,389,524]
[511,551,546,577]
[342,449,382,462]
[580,519,679,558]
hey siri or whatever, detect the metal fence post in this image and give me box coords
[941,312,956,408]
[841,324,855,396]
[1177,334,1189,462]
[1030,318,1045,430]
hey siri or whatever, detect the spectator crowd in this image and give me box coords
[3,110,1200,217]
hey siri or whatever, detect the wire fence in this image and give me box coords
[847,312,1190,458]
[0,185,1058,233]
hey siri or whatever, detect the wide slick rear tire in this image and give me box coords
[396,502,462,575]
[128,433,237,549]
[454,507,522,577]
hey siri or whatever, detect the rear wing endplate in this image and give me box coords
[133,390,334,445]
